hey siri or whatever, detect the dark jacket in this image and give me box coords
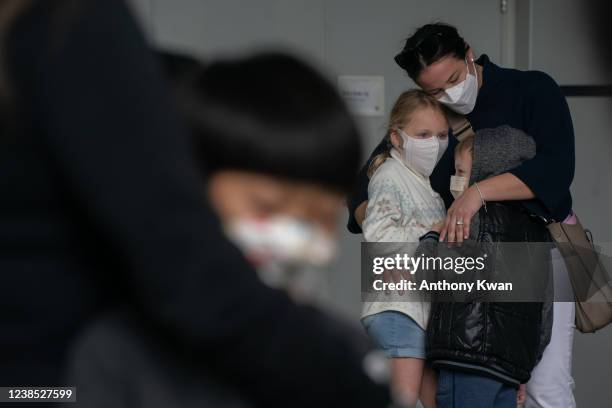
[424,202,552,386]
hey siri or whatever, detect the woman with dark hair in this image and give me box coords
[348,22,576,408]
[0,1,392,407]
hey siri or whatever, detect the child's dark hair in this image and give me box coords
[165,52,362,193]
[394,22,469,81]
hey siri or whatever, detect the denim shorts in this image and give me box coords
[361,311,426,359]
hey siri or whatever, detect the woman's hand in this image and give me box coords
[440,185,483,242]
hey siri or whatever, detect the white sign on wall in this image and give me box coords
[337,75,385,117]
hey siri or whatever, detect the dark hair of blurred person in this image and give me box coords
[0,1,390,407]
[181,53,360,190]
[177,53,360,273]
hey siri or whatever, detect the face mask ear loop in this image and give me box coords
[396,127,413,167]
[395,127,406,151]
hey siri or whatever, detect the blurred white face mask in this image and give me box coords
[224,216,337,294]
[396,128,448,177]
[437,58,479,115]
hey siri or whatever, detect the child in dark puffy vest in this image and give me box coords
[419,125,553,408]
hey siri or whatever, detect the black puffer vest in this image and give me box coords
[426,202,553,385]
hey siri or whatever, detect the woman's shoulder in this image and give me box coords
[497,63,560,95]
[507,68,561,97]
[498,61,557,84]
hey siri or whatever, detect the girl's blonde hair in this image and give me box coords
[368,89,447,177]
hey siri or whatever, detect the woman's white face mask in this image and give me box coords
[396,128,448,177]
[437,58,479,115]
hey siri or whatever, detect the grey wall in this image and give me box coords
[128,0,612,404]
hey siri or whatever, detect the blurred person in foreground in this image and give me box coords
[0,0,392,406]
[68,51,393,407]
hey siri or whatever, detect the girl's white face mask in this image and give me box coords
[437,58,479,115]
[396,128,448,177]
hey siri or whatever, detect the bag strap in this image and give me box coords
[447,110,475,141]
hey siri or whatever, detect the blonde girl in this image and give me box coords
[361,90,448,408]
